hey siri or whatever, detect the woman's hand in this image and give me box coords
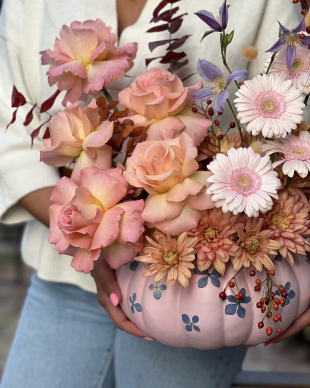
[265,304,310,346]
[92,255,151,339]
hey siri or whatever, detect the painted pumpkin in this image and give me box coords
[116,253,310,349]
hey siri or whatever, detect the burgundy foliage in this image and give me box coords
[23,104,37,126]
[40,90,60,113]
[8,85,61,143]
[146,0,190,73]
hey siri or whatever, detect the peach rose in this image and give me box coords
[41,19,138,105]
[118,68,212,146]
[49,167,144,272]
[124,133,215,235]
[40,99,112,184]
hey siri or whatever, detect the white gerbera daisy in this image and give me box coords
[262,131,310,178]
[265,46,310,95]
[234,74,305,138]
[206,147,281,217]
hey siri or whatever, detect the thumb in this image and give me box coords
[92,254,122,306]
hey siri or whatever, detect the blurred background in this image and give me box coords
[1,222,310,380]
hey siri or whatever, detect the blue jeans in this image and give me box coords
[1,273,247,388]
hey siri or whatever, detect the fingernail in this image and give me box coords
[110,293,119,307]
[145,337,155,341]
[248,345,257,348]
[265,343,275,347]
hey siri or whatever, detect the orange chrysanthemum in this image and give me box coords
[197,129,243,161]
[232,218,282,272]
[136,231,198,288]
[188,209,241,274]
[266,188,310,265]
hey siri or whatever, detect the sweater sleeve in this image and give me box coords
[0,0,60,225]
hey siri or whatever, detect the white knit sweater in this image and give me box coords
[0,0,300,293]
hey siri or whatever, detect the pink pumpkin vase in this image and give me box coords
[116,254,310,349]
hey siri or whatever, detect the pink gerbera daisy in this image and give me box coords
[234,74,305,138]
[265,46,310,95]
[263,131,310,178]
[206,147,281,217]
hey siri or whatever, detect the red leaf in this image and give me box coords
[145,57,163,67]
[153,0,168,17]
[31,119,50,146]
[172,58,189,72]
[182,72,197,82]
[168,18,183,33]
[6,109,18,130]
[149,40,170,52]
[147,23,169,33]
[23,104,37,126]
[43,126,50,140]
[153,0,181,16]
[151,7,179,23]
[167,35,191,50]
[11,86,26,108]
[160,51,186,64]
[40,90,60,113]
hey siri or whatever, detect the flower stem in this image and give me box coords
[101,87,118,111]
[265,52,276,75]
[220,31,240,90]
[227,99,245,146]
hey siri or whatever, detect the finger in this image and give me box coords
[265,307,310,346]
[98,291,148,338]
[92,255,122,305]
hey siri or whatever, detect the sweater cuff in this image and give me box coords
[0,150,60,224]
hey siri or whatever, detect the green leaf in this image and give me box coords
[225,30,234,45]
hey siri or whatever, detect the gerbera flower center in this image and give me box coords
[163,249,180,266]
[209,77,227,95]
[228,167,262,196]
[241,237,262,254]
[284,141,310,161]
[204,225,219,242]
[285,32,301,48]
[270,211,293,230]
[289,53,309,77]
[254,90,287,119]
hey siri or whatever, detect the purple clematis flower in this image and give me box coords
[266,19,310,70]
[195,0,229,41]
[191,59,249,112]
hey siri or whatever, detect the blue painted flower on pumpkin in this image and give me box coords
[130,261,139,271]
[274,254,283,262]
[266,19,310,70]
[149,281,167,300]
[182,314,200,332]
[194,266,221,288]
[195,0,229,40]
[191,60,248,111]
[129,293,142,314]
[275,282,295,306]
[225,288,251,318]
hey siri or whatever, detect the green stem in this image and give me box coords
[227,99,245,146]
[101,87,118,111]
[221,31,240,90]
[265,52,276,75]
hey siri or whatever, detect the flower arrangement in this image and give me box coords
[8,0,310,346]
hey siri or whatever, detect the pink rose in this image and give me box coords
[124,133,214,235]
[41,19,138,105]
[49,167,144,272]
[118,68,212,146]
[40,99,113,184]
